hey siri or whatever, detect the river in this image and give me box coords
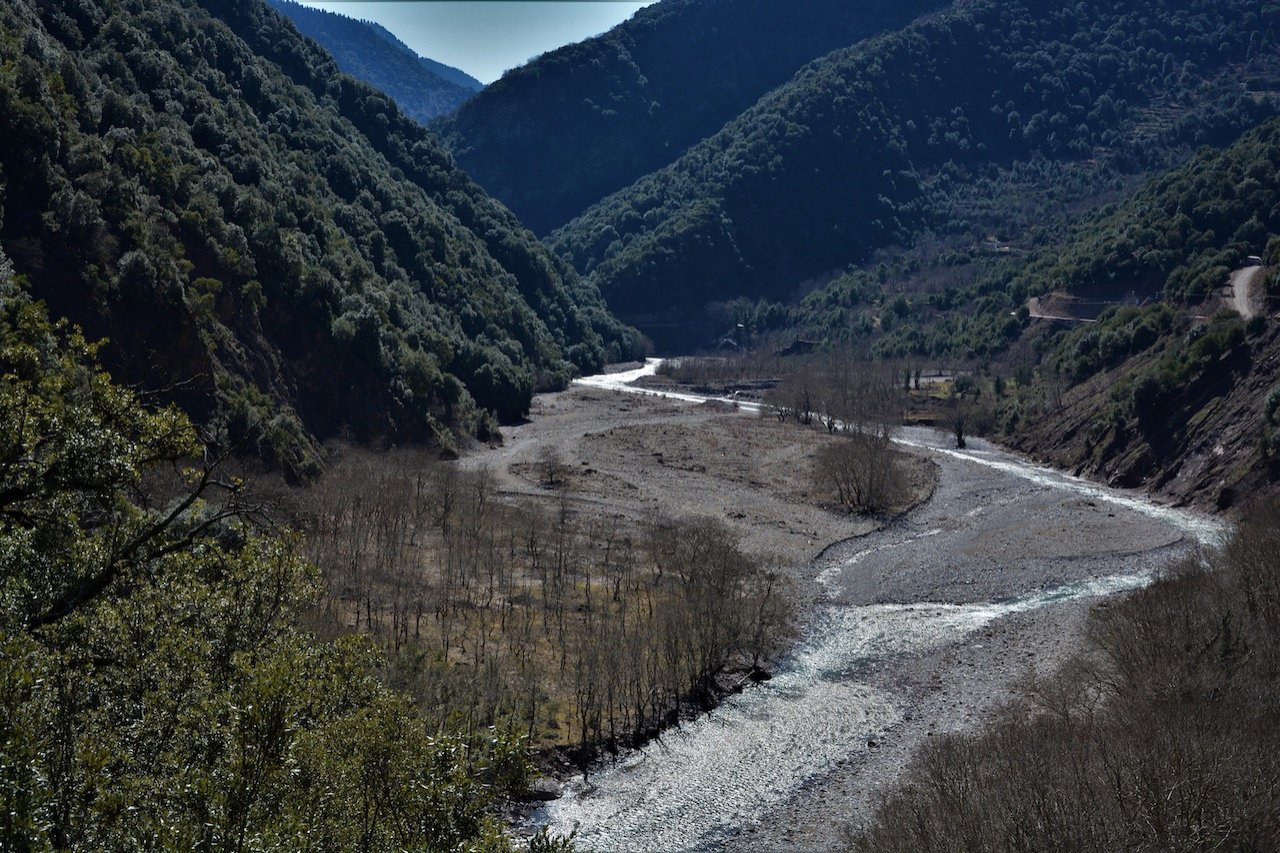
[538,361,1222,852]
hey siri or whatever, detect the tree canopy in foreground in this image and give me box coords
[0,256,557,852]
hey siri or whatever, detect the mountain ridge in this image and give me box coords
[547,0,1280,350]
[433,0,950,235]
[266,0,479,123]
[363,19,482,93]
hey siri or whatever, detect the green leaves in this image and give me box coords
[0,285,199,630]
[284,697,528,852]
[0,276,544,851]
[0,635,47,851]
[0,0,637,474]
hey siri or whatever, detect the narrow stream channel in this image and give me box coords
[543,361,1223,851]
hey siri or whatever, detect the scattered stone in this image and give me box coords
[523,777,562,802]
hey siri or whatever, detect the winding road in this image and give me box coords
[1230,264,1264,320]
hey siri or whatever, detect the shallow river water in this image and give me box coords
[542,362,1223,851]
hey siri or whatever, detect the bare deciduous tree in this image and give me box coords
[537,445,567,489]
[813,428,905,514]
[850,502,1280,852]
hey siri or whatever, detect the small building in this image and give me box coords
[775,339,820,357]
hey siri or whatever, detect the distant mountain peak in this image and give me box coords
[267,0,481,123]
[434,0,951,235]
[363,19,483,92]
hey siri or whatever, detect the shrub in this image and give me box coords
[812,429,905,515]
[850,502,1280,851]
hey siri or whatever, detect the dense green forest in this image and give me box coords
[549,0,1280,350]
[738,115,1280,503]
[266,0,480,123]
[1031,120,1280,305]
[767,114,1280,359]
[434,0,948,235]
[973,118,1280,505]
[0,0,639,478]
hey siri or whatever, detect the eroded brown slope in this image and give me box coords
[1006,319,1280,512]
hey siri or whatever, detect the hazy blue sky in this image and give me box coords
[297,2,656,84]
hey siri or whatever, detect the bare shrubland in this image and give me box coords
[764,359,899,430]
[812,430,905,515]
[655,350,788,392]
[759,357,913,514]
[293,449,792,759]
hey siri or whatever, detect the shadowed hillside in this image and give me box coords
[0,0,639,476]
[267,0,479,123]
[434,0,948,235]
[549,0,1280,350]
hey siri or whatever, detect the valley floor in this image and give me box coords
[461,380,933,618]
[725,430,1196,850]
[465,373,1208,851]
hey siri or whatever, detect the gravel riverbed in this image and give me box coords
[723,429,1205,851]
[471,366,1219,851]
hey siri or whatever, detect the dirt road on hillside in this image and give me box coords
[1231,264,1265,319]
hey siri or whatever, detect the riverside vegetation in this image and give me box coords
[8,0,1280,848]
[647,348,1280,852]
[298,450,793,762]
[0,258,577,851]
[0,264,507,850]
[0,258,791,850]
[851,503,1280,851]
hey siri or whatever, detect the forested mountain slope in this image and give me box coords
[1000,116,1280,508]
[266,0,479,123]
[434,0,949,235]
[850,127,1280,846]
[0,264,541,851]
[550,0,1280,350]
[735,112,1280,510]
[0,0,638,476]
